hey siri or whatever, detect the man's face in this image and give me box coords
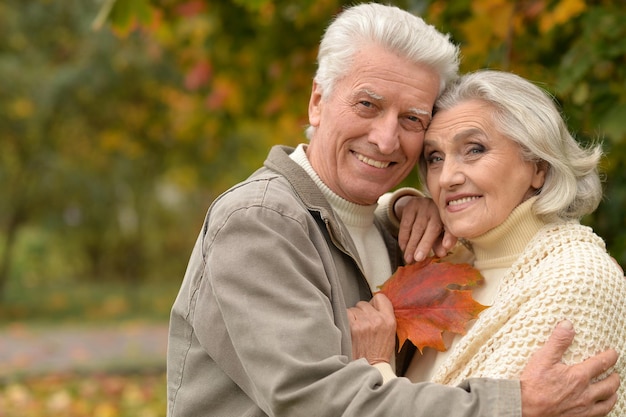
[306,44,440,205]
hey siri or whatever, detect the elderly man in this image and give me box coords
[166,3,619,417]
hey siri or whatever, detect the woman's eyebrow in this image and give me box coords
[424,127,485,147]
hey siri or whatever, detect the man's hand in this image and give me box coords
[394,195,456,264]
[348,293,396,365]
[521,320,620,417]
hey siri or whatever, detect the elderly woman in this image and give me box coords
[369,69,625,415]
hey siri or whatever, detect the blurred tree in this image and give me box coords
[99,0,626,268]
[0,0,187,298]
[1,0,624,302]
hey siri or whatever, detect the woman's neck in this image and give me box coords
[468,197,546,270]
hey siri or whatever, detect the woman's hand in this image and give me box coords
[394,195,457,264]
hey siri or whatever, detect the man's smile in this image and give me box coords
[354,151,393,169]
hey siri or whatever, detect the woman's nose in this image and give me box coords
[439,158,465,188]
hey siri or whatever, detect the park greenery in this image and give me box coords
[3,0,625,316]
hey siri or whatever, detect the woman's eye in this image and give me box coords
[426,153,443,164]
[468,144,485,155]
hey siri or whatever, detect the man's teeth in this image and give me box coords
[356,153,390,168]
[449,196,479,206]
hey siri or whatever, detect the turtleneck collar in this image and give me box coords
[289,144,377,228]
[468,197,546,270]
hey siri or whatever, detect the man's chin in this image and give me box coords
[346,186,387,206]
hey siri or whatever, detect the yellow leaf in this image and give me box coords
[471,0,514,40]
[94,402,118,417]
[539,0,586,33]
[458,0,516,68]
[9,98,34,119]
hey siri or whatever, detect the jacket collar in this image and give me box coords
[263,145,402,273]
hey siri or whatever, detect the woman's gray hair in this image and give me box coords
[306,2,460,139]
[419,69,603,221]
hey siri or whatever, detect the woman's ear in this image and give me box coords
[531,160,548,190]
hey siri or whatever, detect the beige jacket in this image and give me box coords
[166,145,521,417]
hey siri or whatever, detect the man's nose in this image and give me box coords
[369,113,400,154]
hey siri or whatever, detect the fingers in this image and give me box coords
[396,197,443,264]
[543,321,618,381]
[347,296,397,364]
[576,348,619,381]
[560,373,620,417]
[397,203,421,256]
[588,372,620,404]
[412,221,444,263]
[414,225,458,261]
[589,391,618,417]
[520,321,621,417]
[352,296,396,331]
[440,228,458,254]
[538,320,576,365]
[370,293,394,317]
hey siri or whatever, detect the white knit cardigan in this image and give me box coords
[430,209,625,416]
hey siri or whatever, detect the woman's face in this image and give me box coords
[423,99,546,239]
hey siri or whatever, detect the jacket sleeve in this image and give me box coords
[191,190,521,417]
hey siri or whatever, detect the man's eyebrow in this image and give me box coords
[408,107,432,121]
[354,88,384,101]
[354,89,432,120]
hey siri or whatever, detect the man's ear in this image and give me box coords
[308,81,323,127]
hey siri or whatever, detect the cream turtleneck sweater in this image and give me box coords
[289,144,392,291]
[405,197,625,416]
[406,197,545,382]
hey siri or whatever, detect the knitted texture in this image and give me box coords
[432,222,625,416]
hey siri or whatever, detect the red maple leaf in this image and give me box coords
[377,257,488,353]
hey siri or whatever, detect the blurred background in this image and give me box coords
[1,0,624,415]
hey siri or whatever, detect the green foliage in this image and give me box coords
[1,0,624,307]
[0,0,200,295]
[1,277,177,324]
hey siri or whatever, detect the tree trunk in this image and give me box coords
[0,210,23,301]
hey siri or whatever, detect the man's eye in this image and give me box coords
[404,115,427,132]
[354,101,378,116]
